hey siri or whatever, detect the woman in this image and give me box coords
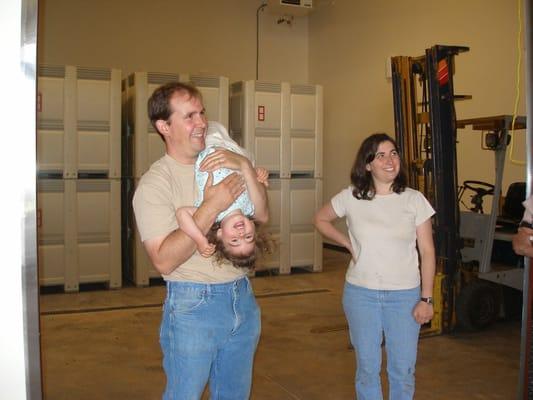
[314,133,436,400]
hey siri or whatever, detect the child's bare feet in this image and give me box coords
[255,167,269,187]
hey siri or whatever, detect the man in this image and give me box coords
[133,81,268,399]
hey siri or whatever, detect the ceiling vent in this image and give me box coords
[266,0,314,16]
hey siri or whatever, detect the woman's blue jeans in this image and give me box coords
[160,277,261,400]
[343,282,421,400]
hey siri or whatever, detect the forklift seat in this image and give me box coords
[496,182,526,233]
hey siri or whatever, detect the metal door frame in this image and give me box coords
[519,0,533,397]
[0,0,41,399]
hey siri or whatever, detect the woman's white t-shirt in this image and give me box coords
[331,187,435,290]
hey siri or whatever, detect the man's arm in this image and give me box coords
[143,172,245,274]
[200,149,269,223]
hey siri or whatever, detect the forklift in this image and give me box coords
[391,45,526,334]
[455,116,525,330]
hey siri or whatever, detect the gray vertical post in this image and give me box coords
[519,0,533,398]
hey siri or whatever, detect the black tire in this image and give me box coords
[502,286,523,321]
[456,280,500,331]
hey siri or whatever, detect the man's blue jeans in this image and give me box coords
[160,277,261,400]
[343,282,421,400]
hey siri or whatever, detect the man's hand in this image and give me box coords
[199,149,252,173]
[202,172,245,215]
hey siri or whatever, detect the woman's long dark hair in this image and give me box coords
[350,133,407,200]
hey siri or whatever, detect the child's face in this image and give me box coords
[217,213,256,256]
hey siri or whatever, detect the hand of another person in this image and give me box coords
[512,226,533,257]
[200,149,252,173]
[202,172,245,215]
[255,167,269,187]
[199,242,216,258]
[412,301,434,325]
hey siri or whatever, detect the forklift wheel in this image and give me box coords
[456,280,500,331]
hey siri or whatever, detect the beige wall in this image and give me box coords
[39,0,528,215]
[309,0,527,213]
[38,0,309,83]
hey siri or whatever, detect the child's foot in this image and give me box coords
[255,167,269,187]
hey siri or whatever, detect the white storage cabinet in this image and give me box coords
[38,179,122,291]
[230,80,323,178]
[37,65,121,178]
[230,80,323,273]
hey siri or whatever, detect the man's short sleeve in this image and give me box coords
[133,178,178,242]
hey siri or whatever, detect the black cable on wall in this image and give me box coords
[256,3,267,80]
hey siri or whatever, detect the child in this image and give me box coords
[176,121,271,268]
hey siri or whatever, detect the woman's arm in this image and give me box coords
[412,218,436,324]
[313,202,354,256]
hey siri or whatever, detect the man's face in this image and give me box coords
[160,92,207,164]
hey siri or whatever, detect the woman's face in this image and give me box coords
[366,140,400,186]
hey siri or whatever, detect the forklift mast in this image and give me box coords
[391,45,469,333]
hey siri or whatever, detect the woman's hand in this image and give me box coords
[413,301,434,325]
[347,243,357,263]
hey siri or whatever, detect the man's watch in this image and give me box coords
[420,297,433,304]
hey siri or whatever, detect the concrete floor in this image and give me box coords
[40,249,521,399]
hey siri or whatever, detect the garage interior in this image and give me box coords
[2,0,532,398]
